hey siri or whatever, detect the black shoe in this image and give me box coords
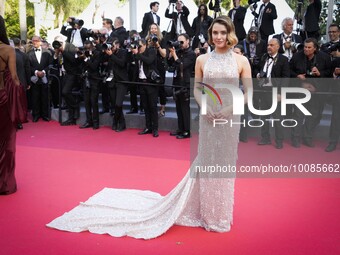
[93,124,99,130]
[325,143,337,152]
[99,109,109,115]
[42,117,50,122]
[239,136,248,143]
[61,119,76,126]
[275,141,283,149]
[302,138,314,148]
[258,138,271,145]
[170,130,182,136]
[176,132,190,139]
[33,116,40,122]
[139,109,145,115]
[126,109,138,114]
[79,122,93,129]
[291,138,300,148]
[17,123,23,130]
[116,123,126,132]
[153,130,159,137]
[138,128,152,135]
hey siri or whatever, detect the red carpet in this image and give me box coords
[1,121,339,255]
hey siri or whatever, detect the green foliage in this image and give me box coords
[45,0,91,22]
[4,0,35,39]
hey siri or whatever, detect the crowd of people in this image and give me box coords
[6,0,340,152]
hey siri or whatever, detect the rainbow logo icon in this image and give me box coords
[197,81,223,107]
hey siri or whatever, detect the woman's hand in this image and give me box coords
[214,105,233,120]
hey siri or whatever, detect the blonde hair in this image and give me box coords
[145,23,163,42]
[208,15,238,47]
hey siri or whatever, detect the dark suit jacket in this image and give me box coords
[273,33,303,54]
[61,42,80,75]
[134,47,158,81]
[253,2,277,36]
[169,47,196,88]
[27,48,52,77]
[15,49,30,88]
[228,6,247,41]
[110,48,129,82]
[304,0,321,32]
[80,49,103,80]
[61,26,88,44]
[240,39,267,77]
[289,50,332,91]
[110,26,128,47]
[165,5,194,39]
[258,53,290,90]
[140,12,160,38]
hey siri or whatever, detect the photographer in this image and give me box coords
[250,0,277,42]
[132,39,160,137]
[191,4,213,50]
[140,2,161,39]
[165,0,194,41]
[228,0,247,41]
[52,36,81,126]
[168,33,196,139]
[105,39,129,132]
[300,0,321,40]
[146,23,167,117]
[289,38,332,147]
[61,17,88,47]
[320,24,340,60]
[273,17,303,61]
[77,41,103,130]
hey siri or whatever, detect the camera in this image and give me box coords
[173,87,190,101]
[258,70,269,87]
[150,34,158,43]
[52,40,62,50]
[102,43,112,51]
[167,40,182,49]
[322,42,340,54]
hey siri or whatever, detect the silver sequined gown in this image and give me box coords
[47,49,240,239]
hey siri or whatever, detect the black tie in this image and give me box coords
[284,36,292,40]
[268,56,273,60]
[35,48,40,52]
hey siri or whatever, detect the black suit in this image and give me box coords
[289,50,332,142]
[140,12,160,38]
[191,15,213,49]
[258,53,290,143]
[61,26,88,45]
[253,2,277,41]
[27,48,52,119]
[303,0,321,39]
[328,58,340,145]
[15,49,30,89]
[135,47,159,131]
[228,6,247,41]
[272,33,303,61]
[169,47,196,134]
[108,48,129,130]
[110,26,128,47]
[165,5,194,40]
[58,42,81,120]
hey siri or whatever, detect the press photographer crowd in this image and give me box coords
[9,0,340,152]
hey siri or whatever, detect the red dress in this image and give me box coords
[0,69,26,195]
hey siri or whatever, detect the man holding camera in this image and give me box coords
[52,36,81,126]
[61,17,88,47]
[256,38,290,149]
[289,38,332,147]
[78,41,103,130]
[320,24,340,59]
[105,39,129,132]
[168,33,196,139]
[273,17,303,61]
[165,0,194,41]
[250,0,277,42]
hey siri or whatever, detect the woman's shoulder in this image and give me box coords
[196,52,211,64]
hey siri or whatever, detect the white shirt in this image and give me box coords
[139,61,147,79]
[152,12,158,24]
[71,29,83,48]
[176,12,186,35]
[282,33,293,60]
[34,47,42,64]
[262,53,278,86]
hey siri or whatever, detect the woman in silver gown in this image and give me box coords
[47,16,252,239]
